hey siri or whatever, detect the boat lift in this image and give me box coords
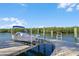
[11,26,36,45]
[35,27,63,42]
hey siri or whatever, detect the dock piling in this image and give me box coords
[43,27,45,39]
[74,27,77,39]
[51,30,53,39]
[30,28,33,47]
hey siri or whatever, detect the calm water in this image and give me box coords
[0,33,77,49]
[0,33,26,49]
[0,33,12,41]
[0,33,77,42]
[0,33,78,56]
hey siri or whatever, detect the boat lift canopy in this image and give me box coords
[13,26,25,28]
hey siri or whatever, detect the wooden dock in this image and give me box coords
[0,40,79,56]
[0,40,33,56]
[0,45,30,56]
[0,40,39,56]
[50,40,79,56]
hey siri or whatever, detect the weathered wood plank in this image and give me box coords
[0,45,30,56]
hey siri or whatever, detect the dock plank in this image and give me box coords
[50,40,79,56]
[0,45,30,56]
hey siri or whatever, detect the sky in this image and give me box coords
[0,3,79,28]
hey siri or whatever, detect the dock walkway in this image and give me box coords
[0,45,30,56]
[0,40,79,56]
[0,40,39,56]
[0,41,32,56]
[50,40,79,56]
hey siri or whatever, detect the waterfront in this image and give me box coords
[0,33,79,56]
[0,33,76,43]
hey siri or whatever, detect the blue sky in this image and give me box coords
[0,3,79,28]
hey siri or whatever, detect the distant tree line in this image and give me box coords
[0,26,79,34]
[0,29,11,33]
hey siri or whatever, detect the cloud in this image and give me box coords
[66,7,73,12]
[19,3,27,7]
[20,4,25,6]
[38,26,44,28]
[57,3,79,12]
[0,17,27,28]
[76,4,79,10]
[57,3,71,8]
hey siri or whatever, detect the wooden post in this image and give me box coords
[74,27,77,38]
[74,27,78,42]
[30,28,32,46]
[56,32,58,40]
[51,30,53,38]
[11,28,13,40]
[43,27,45,39]
[60,32,62,40]
[37,28,39,34]
[11,28,15,40]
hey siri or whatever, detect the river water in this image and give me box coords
[0,33,78,56]
[0,33,12,41]
[0,33,77,43]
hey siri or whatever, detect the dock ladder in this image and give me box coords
[56,32,62,40]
